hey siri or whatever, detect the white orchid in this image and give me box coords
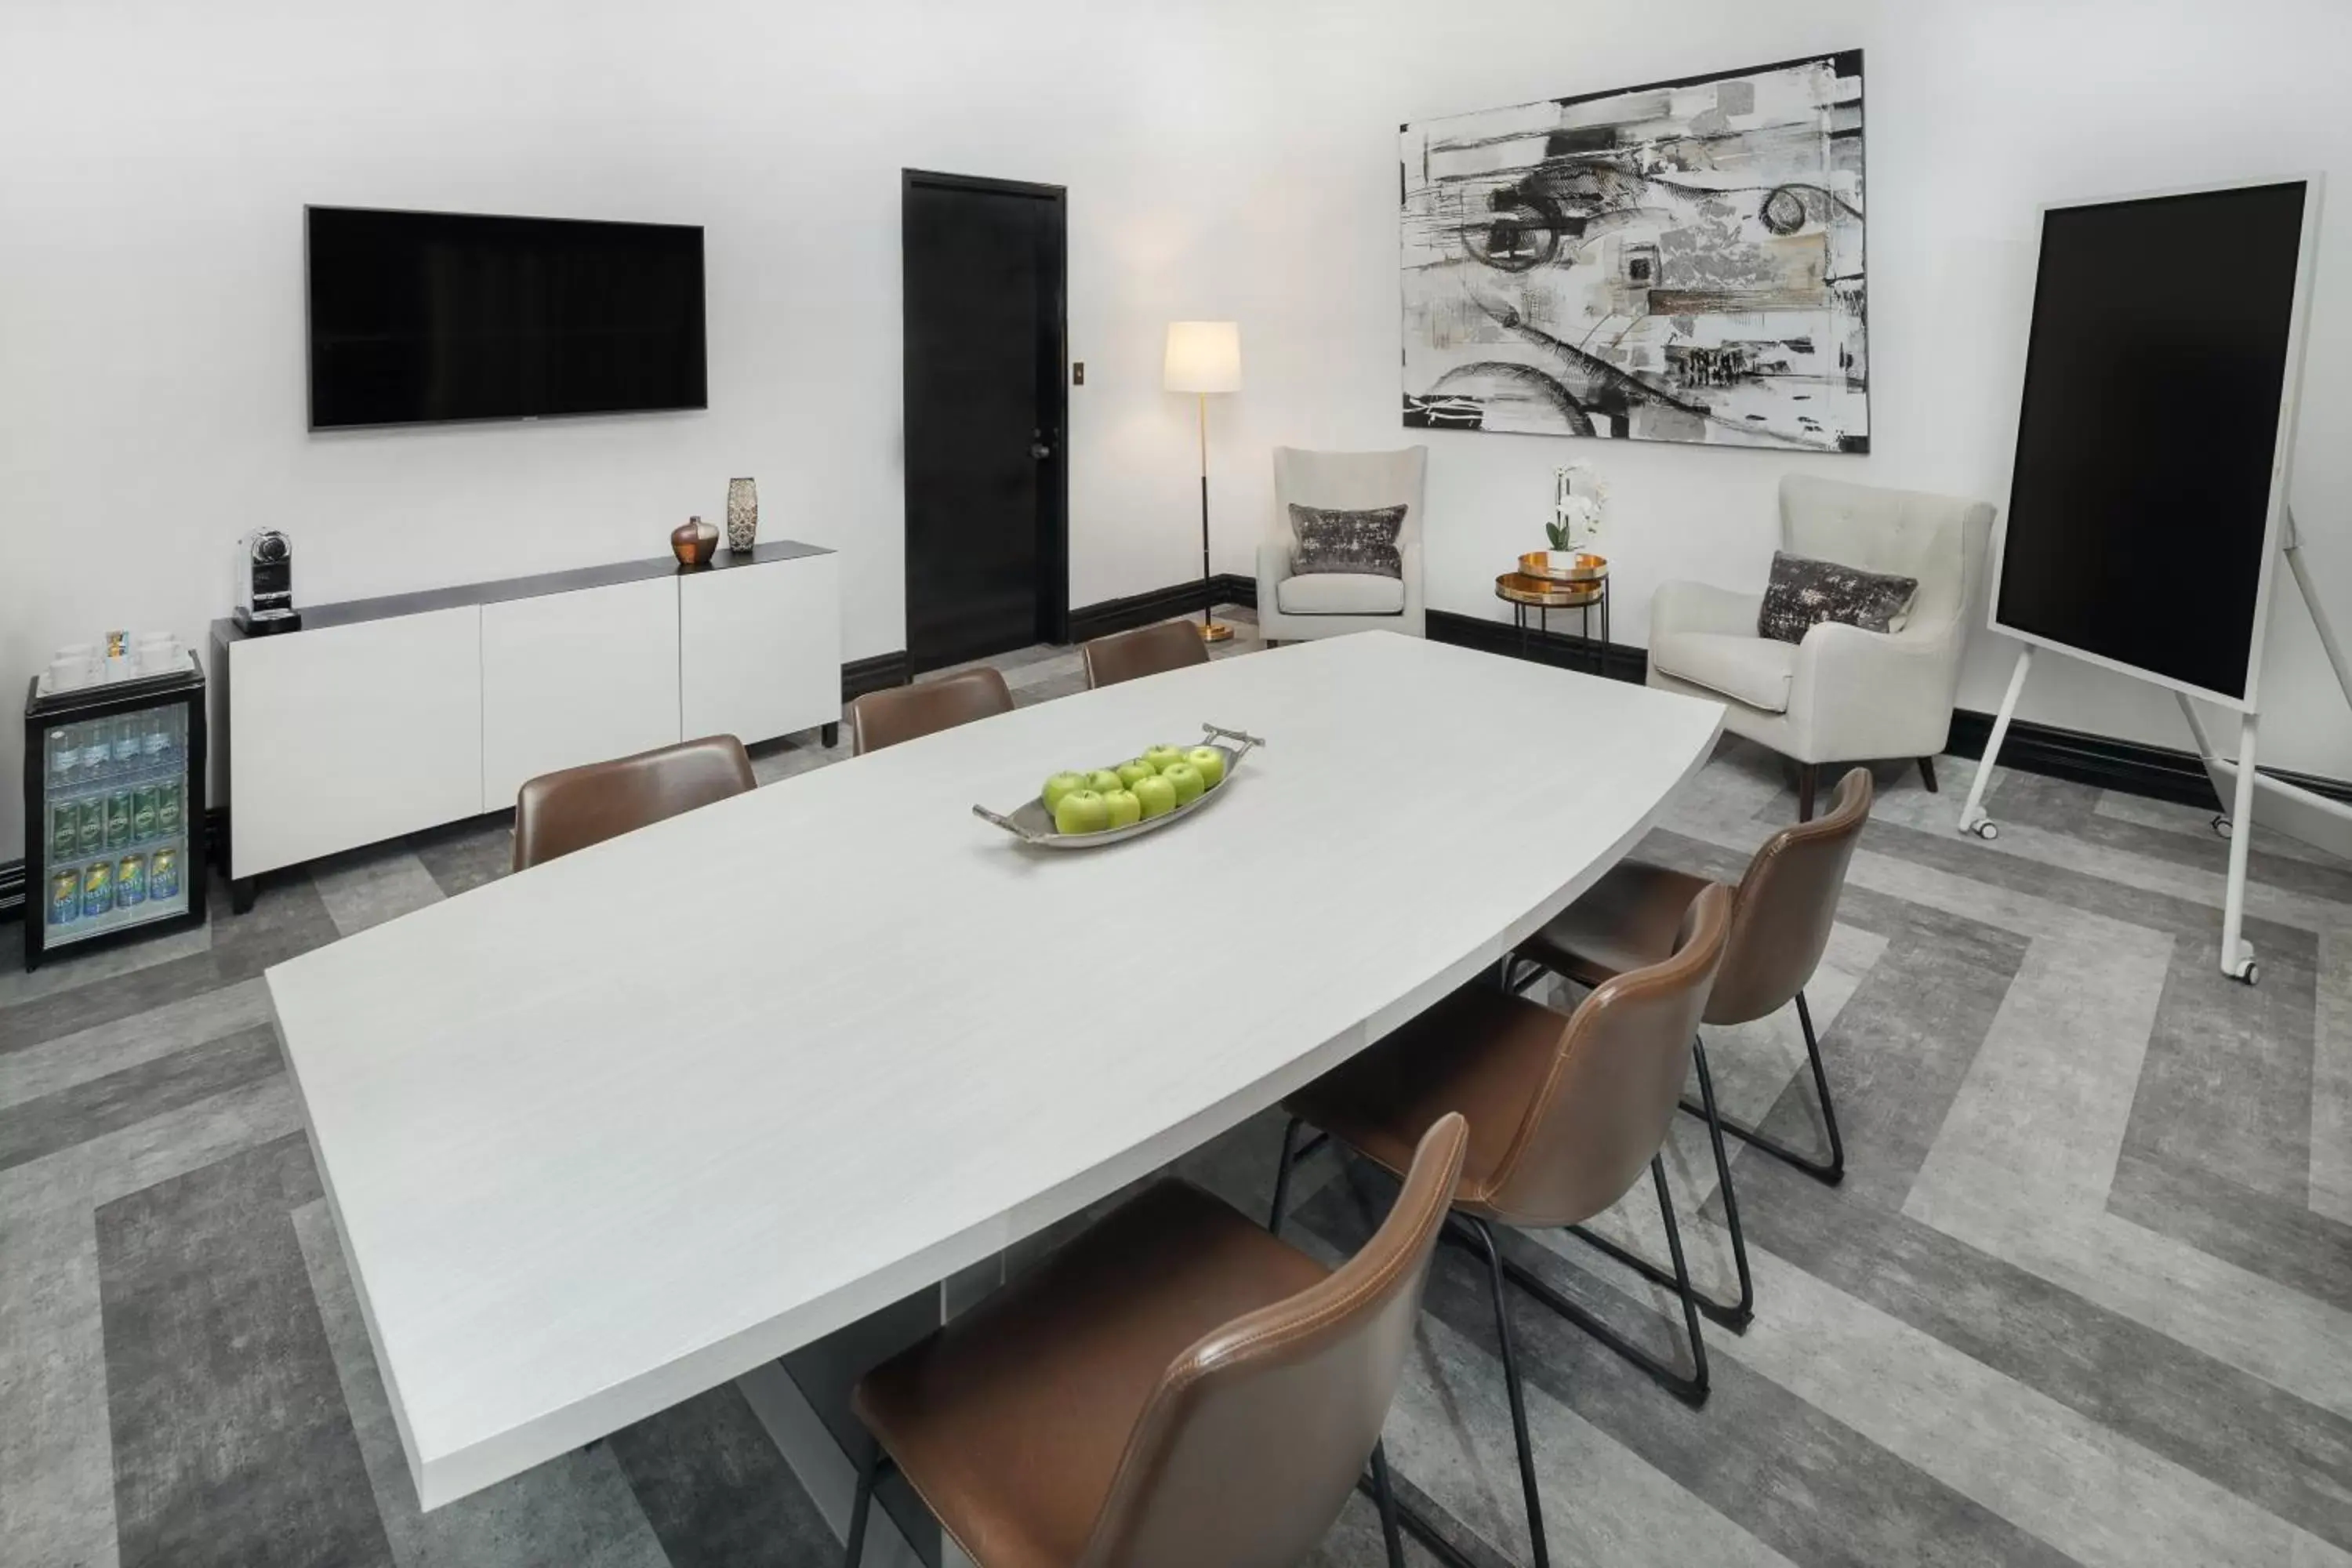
[1546,464,1606,550]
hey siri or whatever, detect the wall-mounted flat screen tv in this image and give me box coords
[307,206,707,430]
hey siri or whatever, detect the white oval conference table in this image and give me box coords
[267,630,1724,1526]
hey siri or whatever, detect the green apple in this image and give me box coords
[1087,769,1124,794]
[1052,789,1111,834]
[1160,760,1204,806]
[1103,789,1142,828]
[1143,743,1185,772]
[1131,773,1178,818]
[1042,771,1090,811]
[1185,746,1226,789]
[1116,758,1159,789]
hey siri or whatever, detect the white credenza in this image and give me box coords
[211,543,838,906]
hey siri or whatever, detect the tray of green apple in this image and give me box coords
[972,724,1264,848]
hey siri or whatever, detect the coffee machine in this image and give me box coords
[233,530,301,634]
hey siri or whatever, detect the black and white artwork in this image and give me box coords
[1401,52,1867,452]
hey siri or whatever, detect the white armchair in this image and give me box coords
[1257,446,1427,642]
[1646,474,1995,817]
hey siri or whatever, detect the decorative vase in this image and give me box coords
[670,515,718,568]
[725,477,758,554]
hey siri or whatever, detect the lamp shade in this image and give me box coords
[1163,321,1241,394]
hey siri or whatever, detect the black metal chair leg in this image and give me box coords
[842,1441,883,1567]
[1570,1034,1755,1331]
[1477,1160,1711,1407]
[1678,989,1846,1185]
[1369,1439,1406,1568]
[1268,1116,1302,1235]
[1463,1217,1552,1568]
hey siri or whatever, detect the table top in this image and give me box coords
[1496,572,1606,608]
[266,632,1722,1509]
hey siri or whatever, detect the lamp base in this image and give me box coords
[1198,621,1235,644]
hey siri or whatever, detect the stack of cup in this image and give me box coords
[135,633,180,675]
[46,644,98,692]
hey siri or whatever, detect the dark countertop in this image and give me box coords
[210,539,833,644]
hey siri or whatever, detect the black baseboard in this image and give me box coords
[1426,608,1648,684]
[1065,574,1257,643]
[842,650,911,699]
[1944,708,2352,811]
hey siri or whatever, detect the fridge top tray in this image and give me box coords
[27,652,204,717]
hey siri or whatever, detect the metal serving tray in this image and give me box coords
[973,724,1264,848]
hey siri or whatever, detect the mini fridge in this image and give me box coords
[24,655,208,970]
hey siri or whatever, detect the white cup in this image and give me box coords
[136,637,180,673]
[53,642,96,663]
[48,657,93,691]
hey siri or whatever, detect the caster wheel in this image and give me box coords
[2230,958,2259,986]
[2212,815,2233,840]
[1973,820,1999,841]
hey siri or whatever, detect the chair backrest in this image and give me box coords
[849,666,1013,754]
[1484,882,1733,1228]
[512,735,755,871]
[1078,1114,1468,1568]
[1777,473,1994,640]
[1711,765,1873,1025]
[1271,446,1428,550]
[1082,620,1209,689]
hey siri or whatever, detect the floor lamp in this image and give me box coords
[1163,321,1241,643]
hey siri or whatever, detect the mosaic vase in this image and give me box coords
[726,477,758,554]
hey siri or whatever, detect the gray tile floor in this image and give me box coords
[7,608,2351,1567]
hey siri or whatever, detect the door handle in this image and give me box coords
[1030,441,1054,459]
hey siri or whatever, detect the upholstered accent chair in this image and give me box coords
[1646,474,1994,817]
[1256,447,1428,642]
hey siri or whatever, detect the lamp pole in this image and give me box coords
[1197,391,1224,640]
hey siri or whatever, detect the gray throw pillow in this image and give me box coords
[1756,550,1918,644]
[1289,503,1406,579]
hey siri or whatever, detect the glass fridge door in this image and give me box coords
[36,700,196,949]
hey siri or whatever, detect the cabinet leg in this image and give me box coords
[821,721,840,750]
[230,877,257,916]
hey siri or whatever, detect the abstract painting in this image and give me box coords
[1401,52,1867,452]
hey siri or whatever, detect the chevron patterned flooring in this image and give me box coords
[5,612,2350,1567]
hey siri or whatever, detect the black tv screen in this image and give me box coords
[1997,182,2308,701]
[307,206,706,430]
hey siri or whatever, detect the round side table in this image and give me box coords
[1495,556,1610,673]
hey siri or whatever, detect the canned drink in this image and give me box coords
[78,799,106,856]
[51,803,78,858]
[148,846,181,902]
[157,779,183,835]
[105,791,134,848]
[82,859,113,919]
[49,868,80,926]
[132,786,158,842]
[117,853,147,908]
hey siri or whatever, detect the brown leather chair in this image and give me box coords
[1080,620,1209,689]
[1508,766,1873,1330]
[1272,884,1733,1568]
[841,1113,1469,1568]
[850,666,1014,755]
[511,735,756,871]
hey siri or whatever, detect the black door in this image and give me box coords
[902,169,1069,673]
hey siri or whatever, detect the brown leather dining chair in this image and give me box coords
[840,1113,1468,1568]
[849,666,1014,755]
[1270,884,1733,1568]
[1507,766,1873,1331]
[511,735,756,872]
[1080,620,1210,689]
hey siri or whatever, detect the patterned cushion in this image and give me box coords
[1289,503,1406,579]
[1756,550,1918,644]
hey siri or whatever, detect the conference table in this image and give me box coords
[266,630,1723,1549]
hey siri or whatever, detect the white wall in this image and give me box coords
[5,0,2350,863]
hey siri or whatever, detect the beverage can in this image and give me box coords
[78,799,106,856]
[82,859,113,919]
[51,803,78,858]
[105,791,134,848]
[149,846,181,902]
[117,854,147,908]
[50,868,80,926]
[133,786,159,842]
[158,779,183,834]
